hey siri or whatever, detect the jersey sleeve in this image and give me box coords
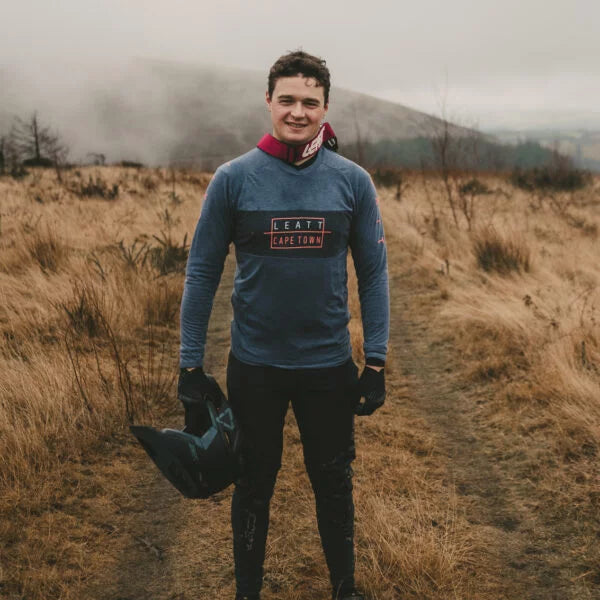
[349,172,390,362]
[179,167,233,368]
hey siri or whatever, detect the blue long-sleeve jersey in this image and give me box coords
[180,147,389,369]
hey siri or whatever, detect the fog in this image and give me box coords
[2,0,599,128]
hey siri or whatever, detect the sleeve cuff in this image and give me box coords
[365,356,386,367]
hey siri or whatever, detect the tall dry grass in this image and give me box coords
[379,171,600,524]
[1,166,482,599]
[0,167,201,598]
[2,165,599,598]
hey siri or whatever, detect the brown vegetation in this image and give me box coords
[471,226,531,274]
[1,166,599,599]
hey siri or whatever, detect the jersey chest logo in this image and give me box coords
[265,217,332,250]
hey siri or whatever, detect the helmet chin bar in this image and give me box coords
[130,375,241,499]
[257,122,338,164]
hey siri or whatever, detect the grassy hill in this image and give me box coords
[1,165,599,598]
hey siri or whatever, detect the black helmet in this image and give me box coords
[130,379,240,499]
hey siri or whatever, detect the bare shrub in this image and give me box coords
[141,174,159,191]
[27,187,63,204]
[457,178,493,231]
[472,227,531,274]
[371,167,401,188]
[114,230,188,276]
[426,111,484,228]
[87,251,111,282]
[64,311,151,424]
[134,325,177,407]
[115,238,150,271]
[148,230,189,275]
[58,282,107,338]
[511,160,591,193]
[71,175,119,199]
[370,167,410,202]
[118,160,144,168]
[10,164,29,180]
[23,224,68,273]
[176,170,212,187]
[87,152,106,166]
[157,206,181,229]
[144,277,182,326]
[425,110,499,230]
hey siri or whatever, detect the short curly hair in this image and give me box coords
[268,50,331,105]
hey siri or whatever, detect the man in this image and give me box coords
[179,50,389,600]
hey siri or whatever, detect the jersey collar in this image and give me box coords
[257,122,338,164]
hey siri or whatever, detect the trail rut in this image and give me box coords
[389,265,596,600]
[81,256,597,600]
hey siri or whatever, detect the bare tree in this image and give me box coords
[87,152,106,166]
[424,91,491,229]
[2,132,25,178]
[429,115,460,226]
[10,112,68,167]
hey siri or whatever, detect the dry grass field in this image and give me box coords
[0,165,599,599]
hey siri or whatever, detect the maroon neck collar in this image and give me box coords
[257,122,338,164]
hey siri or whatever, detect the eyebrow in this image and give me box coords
[277,94,321,104]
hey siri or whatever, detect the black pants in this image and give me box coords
[227,352,359,597]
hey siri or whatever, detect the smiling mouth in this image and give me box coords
[285,122,307,129]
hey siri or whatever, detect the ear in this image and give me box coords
[265,90,272,111]
[323,102,329,115]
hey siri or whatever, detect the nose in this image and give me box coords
[290,101,305,119]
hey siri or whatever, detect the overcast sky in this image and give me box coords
[2,0,599,129]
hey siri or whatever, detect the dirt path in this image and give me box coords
[389,264,597,600]
[83,256,237,600]
[81,254,597,599]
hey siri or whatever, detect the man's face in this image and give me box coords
[266,75,328,146]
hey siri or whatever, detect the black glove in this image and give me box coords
[354,366,385,416]
[177,368,221,435]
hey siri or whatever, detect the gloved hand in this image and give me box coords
[177,367,221,435]
[354,366,385,416]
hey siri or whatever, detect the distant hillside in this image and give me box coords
[0,58,472,168]
[490,128,600,172]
